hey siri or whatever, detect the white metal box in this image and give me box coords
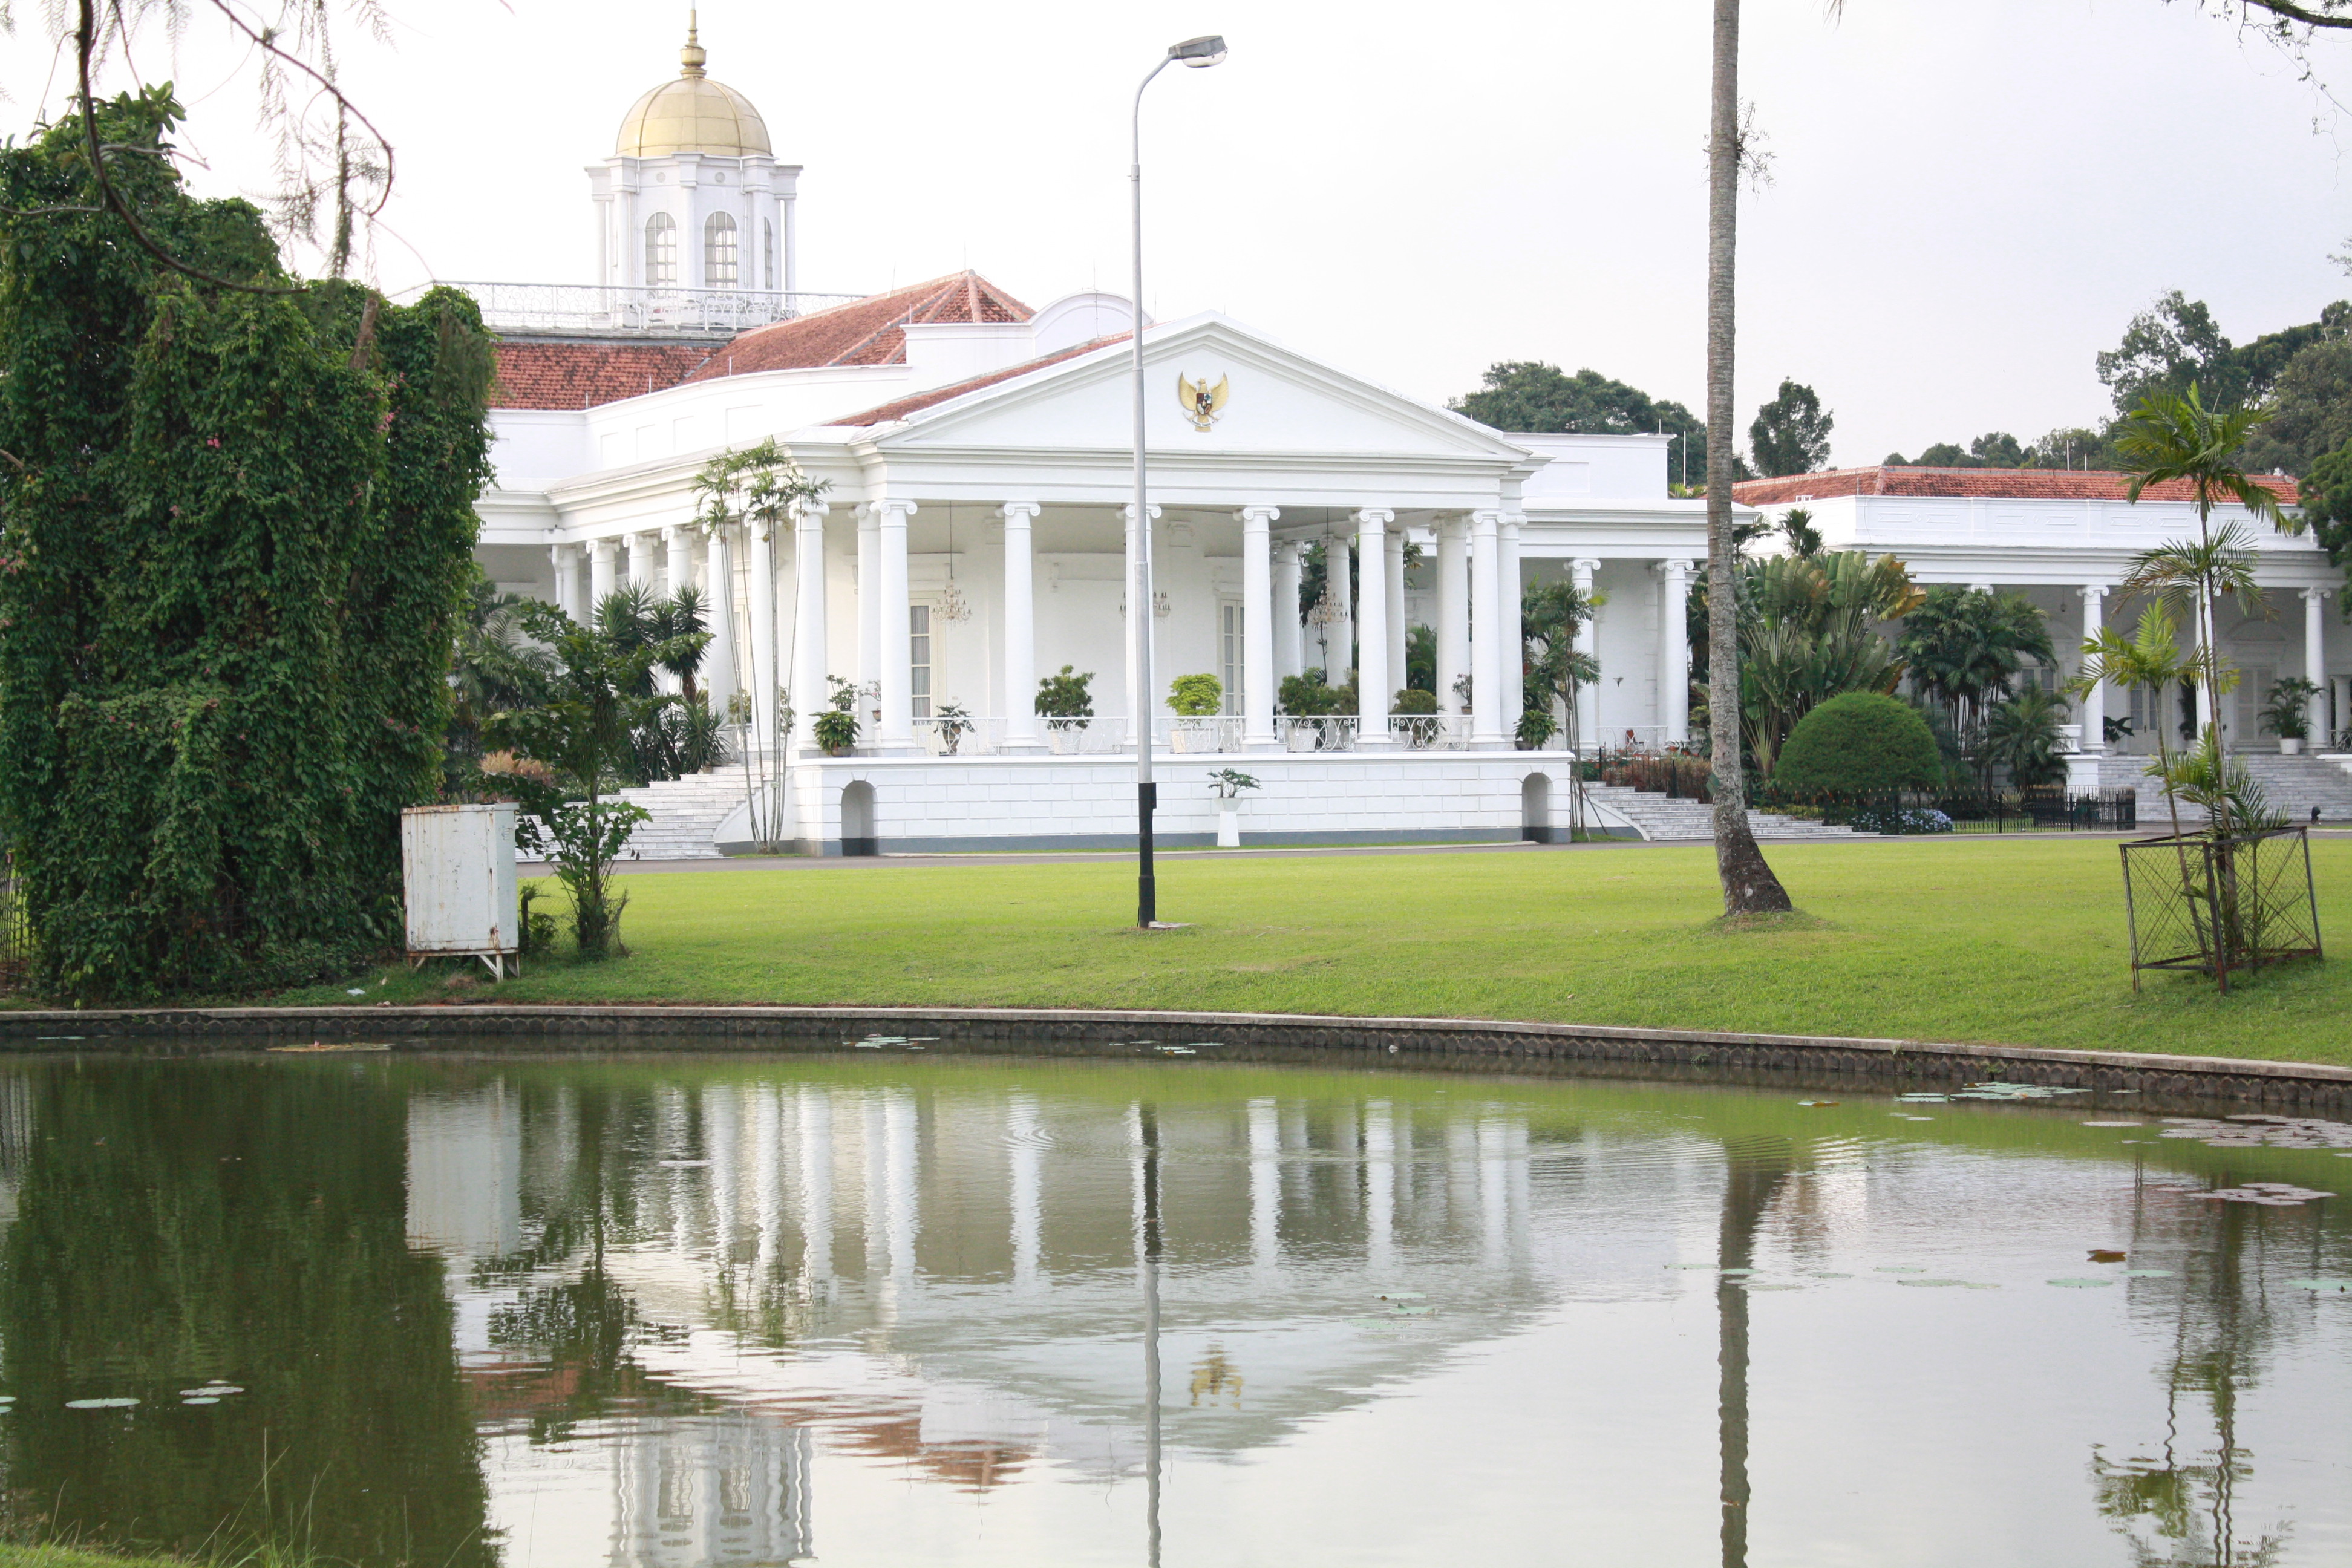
[401,803,520,975]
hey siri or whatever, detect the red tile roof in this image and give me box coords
[678,271,1033,382]
[490,339,714,411]
[1732,466,2301,506]
[826,334,1129,427]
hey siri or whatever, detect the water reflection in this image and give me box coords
[0,1057,2342,1566]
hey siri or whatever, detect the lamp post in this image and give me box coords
[1131,33,1227,930]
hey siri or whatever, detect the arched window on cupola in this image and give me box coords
[762,219,776,292]
[705,212,738,288]
[645,212,677,285]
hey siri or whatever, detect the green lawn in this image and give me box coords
[252,835,2352,1066]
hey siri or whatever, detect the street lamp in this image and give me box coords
[1131,33,1227,929]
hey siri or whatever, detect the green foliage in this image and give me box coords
[1034,665,1095,721]
[590,584,724,781]
[0,90,492,1001]
[2096,289,2341,420]
[1276,670,1354,716]
[1771,694,1943,798]
[1449,361,1714,481]
[1405,622,1436,694]
[1515,706,1560,748]
[1168,673,1223,717]
[1979,684,2074,788]
[689,436,829,537]
[1739,552,1922,777]
[1895,587,2055,731]
[2299,440,2352,581]
[1206,768,1259,799]
[1391,687,1439,715]
[1520,580,1601,737]
[1749,379,1834,477]
[2261,675,2321,740]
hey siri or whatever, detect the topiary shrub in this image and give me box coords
[1772,692,1944,797]
[1168,673,1223,716]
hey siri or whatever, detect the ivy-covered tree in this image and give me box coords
[0,88,492,999]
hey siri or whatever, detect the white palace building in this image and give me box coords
[456,28,2352,855]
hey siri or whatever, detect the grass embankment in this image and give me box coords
[246,835,2352,1066]
[0,1549,259,1568]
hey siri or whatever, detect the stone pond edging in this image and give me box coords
[0,1003,2344,1106]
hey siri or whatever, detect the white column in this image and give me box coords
[856,505,881,717]
[1272,540,1303,684]
[1355,509,1395,745]
[1501,514,1526,739]
[588,537,616,612]
[547,544,571,620]
[2079,585,2108,753]
[1327,523,1354,684]
[791,499,828,753]
[1241,506,1279,750]
[703,526,738,713]
[626,531,656,589]
[876,498,916,753]
[2307,587,2333,743]
[664,525,693,601]
[746,518,779,754]
[1657,558,1691,745]
[1469,509,1504,748]
[1572,558,1602,751]
[1386,526,1408,699]
[1438,515,1469,726]
[1002,503,1042,749]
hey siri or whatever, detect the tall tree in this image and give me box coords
[1706,0,1794,915]
[1451,362,1715,482]
[1748,379,1834,477]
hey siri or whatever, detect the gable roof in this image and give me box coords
[1733,466,2300,506]
[678,271,1033,382]
[828,334,1131,427]
[491,339,715,411]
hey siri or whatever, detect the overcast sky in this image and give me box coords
[15,0,2352,463]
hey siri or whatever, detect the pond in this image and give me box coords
[0,1047,2347,1567]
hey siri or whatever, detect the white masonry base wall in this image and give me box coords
[731,750,1584,855]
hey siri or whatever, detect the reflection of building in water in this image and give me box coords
[407,1085,523,1261]
[612,1411,812,1568]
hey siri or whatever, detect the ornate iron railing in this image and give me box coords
[415,281,869,336]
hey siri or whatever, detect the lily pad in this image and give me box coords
[1898,1278,1970,1287]
[2287,1278,2352,1293]
[65,1397,139,1409]
[1875,1266,1927,1273]
[181,1397,220,1406]
[2125,1269,2174,1278]
[1742,1282,1802,1291]
[2048,1278,2115,1288]
[2083,1122,2143,1128]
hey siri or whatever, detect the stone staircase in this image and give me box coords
[1580,783,1867,842]
[612,770,760,861]
[2095,751,2352,826]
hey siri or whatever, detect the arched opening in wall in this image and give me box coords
[705,212,738,288]
[840,780,877,857]
[1521,772,1553,844]
[645,212,676,284]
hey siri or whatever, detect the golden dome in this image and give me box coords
[615,18,771,158]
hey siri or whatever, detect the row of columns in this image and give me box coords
[549,508,1711,757]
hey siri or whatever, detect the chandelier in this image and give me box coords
[936,504,973,623]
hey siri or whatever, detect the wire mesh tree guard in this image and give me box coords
[2120,827,2322,991]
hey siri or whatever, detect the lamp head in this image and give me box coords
[1168,34,1228,67]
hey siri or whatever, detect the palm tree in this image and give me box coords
[2073,606,2199,839]
[1894,587,2056,733]
[2113,384,2298,841]
[1736,550,1920,778]
[1705,0,1794,916]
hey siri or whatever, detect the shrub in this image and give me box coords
[1391,688,1439,715]
[1516,707,1560,748]
[1169,673,1223,717]
[1036,665,1095,722]
[1845,805,1954,835]
[1278,671,1354,716]
[1772,692,1944,796]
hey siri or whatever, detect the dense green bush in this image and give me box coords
[1277,671,1355,716]
[1168,673,1223,716]
[0,89,492,999]
[1772,692,1944,797]
[1391,688,1439,715]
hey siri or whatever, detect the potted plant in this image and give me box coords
[1392,687,1439,748]
[1277,672,1355,750]
[1207,767,1259,848]
[2260,676,2320,754]
[1035,665,1095,754]
[935,701,975,755]
[814,675,860,756]
[1168,673,1223,752]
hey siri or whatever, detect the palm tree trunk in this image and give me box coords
[1705,0,1792,915]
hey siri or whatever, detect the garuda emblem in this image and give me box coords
[1177,373,1229,432]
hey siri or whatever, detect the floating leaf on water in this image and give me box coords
[1797,1100,1840,1108]
[181,1397,220,1406]
[1666,1263,1718,1270]
[1716,1267,1755,1275]
[2287,1278,2352,1292]
[1876,1267,1927,1274]
[1742,1282,1802,1291]
[2125,1270,2174,1278]
[2088,1250,2128,1263]
[1809,1272,1855,1279]
[1898,1279,1970,1287]
[1379,1292,1428,1301]
[65,1398,139,1409]
[1898,1115,1936,1122]
[2082,1122,2143,1128]
[1388,1304,1437,1315]
[2048,1279,2115,1288]
[657,1160,709,1168]
[1959,1282,2004,1289]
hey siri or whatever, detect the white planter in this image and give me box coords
[1047,724,1085,755]
[1171,720,1214,754]
[2281,737,2304,756]
[1286,725,1319,753]
[1217,803,1241,848]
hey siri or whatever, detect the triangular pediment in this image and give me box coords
[858,315,1528,466]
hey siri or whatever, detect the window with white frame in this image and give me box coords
[645,213,676,284]
[704,212,738,287]
[1220,599,1244,714]
[910,603,933,720]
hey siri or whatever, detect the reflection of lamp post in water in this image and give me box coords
[1138,1102,1165,1567]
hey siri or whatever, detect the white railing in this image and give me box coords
[1280,716,1359,753]
[416,281,869,336]
[1390,714,1466,750]
[915,715,1004,756]
[1042,719,1131,755]
[1162,716,1245,754]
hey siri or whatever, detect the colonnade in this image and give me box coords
[548,506,1714,756]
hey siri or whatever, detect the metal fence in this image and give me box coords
[1933,789,2138,834]
[414,281,869,337]
[2121,827,2321,990]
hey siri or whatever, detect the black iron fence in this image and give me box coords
[1757,786,2138,835]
